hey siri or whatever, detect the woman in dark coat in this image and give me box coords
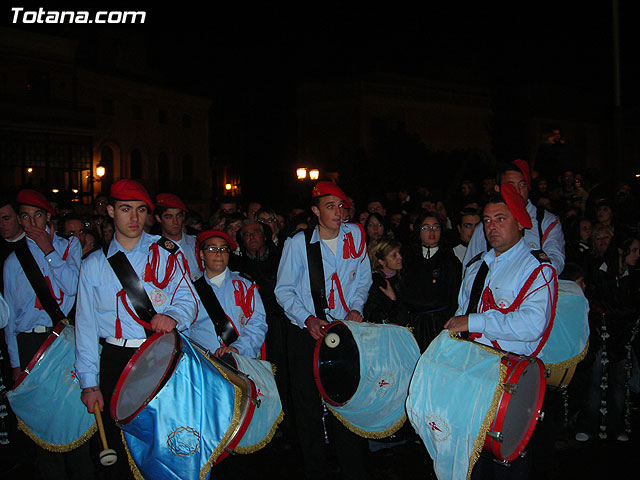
[400,212,462,352]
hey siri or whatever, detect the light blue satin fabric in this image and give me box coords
[231,354,282,451]
[7,324,96,450]
[539,279,589,364]
[407,331,501,480]
[325,321,420,437]
[121,333,238,480]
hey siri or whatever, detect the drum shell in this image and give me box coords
[7,322,97,451]
[314,321,420,438]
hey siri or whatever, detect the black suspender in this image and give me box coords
[304,228,328,320]
[193,276,238,346]
[536,206,545,247]
[15,242,66,323]
[465,261,489,316]
[107,251,156,337]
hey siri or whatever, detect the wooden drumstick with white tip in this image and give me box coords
[93,402,118,466]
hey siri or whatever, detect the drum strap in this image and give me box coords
[536,206,545,247]
[15,241,66,323]
[193,276,239,346]
[304,228,328,320]
[464,261,488,340]
[107,251,156,337]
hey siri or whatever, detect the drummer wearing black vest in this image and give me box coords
[445,184,558,480]
[275,181,371,480]
[75,180,197,478]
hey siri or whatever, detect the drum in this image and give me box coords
[313,320,420,438]
[111,331,261,479]
[406,331,545,480]
[7,321,97,451]
[540,279,590,388]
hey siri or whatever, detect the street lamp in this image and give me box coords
[96,162,106,179]
[309,169,319,180]
[296,168,307,180]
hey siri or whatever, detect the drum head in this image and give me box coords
[315,322,360,406]
[500,359,544,459]
[113,332,179,422]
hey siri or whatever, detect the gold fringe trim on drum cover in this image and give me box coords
[121,430,145,480]
[17,416,97,452]
[544,339,589,375]
[325,404,407,439]
[233,408,285,454]
[467,352,508,480]
[200,355,245,480]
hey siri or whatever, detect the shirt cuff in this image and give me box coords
[79,373,99,390]
[468,313,485,334]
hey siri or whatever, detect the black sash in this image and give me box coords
[193,276,238,346]
[15,242,66,323]
[536,206,545,247]
[304,228,327,320]
[465,261,489,316]
[107,251,155,337]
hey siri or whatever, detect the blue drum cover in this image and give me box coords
[325,321,420,438]
[407,331,502,480]
[7,324,97,451]
[121,333,241,480]
[539,280,589,364]
[231,354,283,453]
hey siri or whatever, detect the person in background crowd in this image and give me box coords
[401,212,461,351]
[246,200,262,220]
[367,199,386,217]
[364,212,388,243]
[218,197,239,215]
[257,207,284,247]
[452,208,481,266]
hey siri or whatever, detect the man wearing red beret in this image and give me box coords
[3,189,88,477]
[75,180,198,478]
[155,193,201,282]
[445,185,558,480]
[275,181,370,480]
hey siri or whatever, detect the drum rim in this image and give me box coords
[110,331,181,423]
[313,321,359,407]
[12,320,67,390]
[485,356,546,462]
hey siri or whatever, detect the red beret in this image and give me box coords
[500,183,532,229]
[156,193,188,212]
[312,181,351,209]
[110,180,154,212]
[17,189,55,216]
[512,159,531,191]
[195,229,237,272]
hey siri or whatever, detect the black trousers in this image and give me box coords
[287,323,367,480]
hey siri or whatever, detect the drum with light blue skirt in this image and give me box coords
[111,331,258,480]
[539,279,590,388]
[7,321,97,451]
[407,331,545,480]
[313,320,420,438]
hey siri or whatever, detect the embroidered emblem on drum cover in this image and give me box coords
[375,372,395,399]
[167,426,201,456]
[149,289,167,307]
[425,414,450,443]
[64,365,81,388]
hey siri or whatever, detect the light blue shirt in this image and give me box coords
[0,291,9,329]
[457,237,557,357]
[463,200,565,274]
[74,231,198,388]
[275,223,372,329]
[187,268,267,358]
[176,232,202,282]
[3,233,81,368]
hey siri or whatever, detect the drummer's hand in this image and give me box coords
[12,367,21,382]
[150,314,177,333]
[23,224,54,255]
[345,310,363,323]
[444,315,469,333]
[214,346,239,357]
[306,316,329,340]
[378,280,396,301]
[81,387,104,414]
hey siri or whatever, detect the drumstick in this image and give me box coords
[93,402,118,466]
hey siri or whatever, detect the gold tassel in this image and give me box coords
[233,409,285,454]
[121,430,145,480]
[16,417,97,452]
[326,404,407,439]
